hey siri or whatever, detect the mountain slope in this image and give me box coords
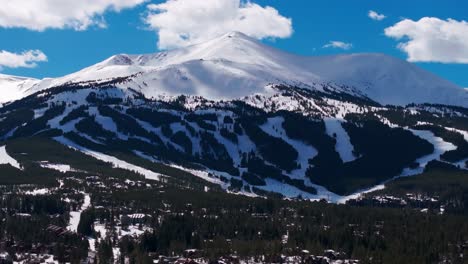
[0,32,466,202]
[301,53,467,106]
[0,79,466,202]
[0,74,40,104]
[4,32,466,107]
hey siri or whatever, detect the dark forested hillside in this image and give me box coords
[0,81,466,263]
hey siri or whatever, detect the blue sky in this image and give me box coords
[1,0,468,88]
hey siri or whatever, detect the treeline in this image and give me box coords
[90,186,468,263]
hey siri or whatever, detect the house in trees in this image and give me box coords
[120,214,151,226]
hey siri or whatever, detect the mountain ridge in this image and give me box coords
[0,74,40,104]
[0,31,466,107]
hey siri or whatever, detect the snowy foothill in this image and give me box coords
[337,126,464,202]
[168,163,227,187]
[146,148,376,204]
[400,129,457,177]
[259,116,318,179]
[304,127,462,203]
[135,151,257,198]
[0,145,21,169]
[136,148,357,202]
[337,129,458,203]
[146,153,352,203]
[55,136,164,181]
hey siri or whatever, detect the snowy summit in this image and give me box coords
[0,32,467,107]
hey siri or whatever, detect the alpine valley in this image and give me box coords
[1,32,468,263]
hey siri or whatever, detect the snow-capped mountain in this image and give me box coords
[2,32,467,107]
[0,31,466,203]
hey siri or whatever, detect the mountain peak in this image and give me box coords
[104,54,134,66]
[221,31,251,39]
[1,32,466,107]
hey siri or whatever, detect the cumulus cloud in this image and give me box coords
[385,17,468,63]
[323,41,353,50]
[368,10,386,21]
[145,0,293,49]
[0,0,147,31]
[0,50,47,69]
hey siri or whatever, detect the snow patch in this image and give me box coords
[40,162,75,173]
[68,193,91,233]
[0,146,21,169]
[337,184,386,204]
[445,127,468,142]
[25,188,50,196]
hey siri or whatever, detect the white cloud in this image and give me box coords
[323,41,353,50]
[0,0,147,31]
[145,0,293,49]
[0,50,47,69]
[368,10,386,21]
[385,17,468,63]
